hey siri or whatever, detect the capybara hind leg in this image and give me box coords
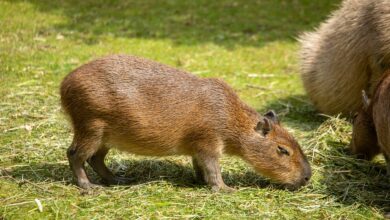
[192,157,205,184]
[67,143,99,189]
[67,127,104,189]
[87,147,130,185]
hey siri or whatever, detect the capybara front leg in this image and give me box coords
[193,152,234,192]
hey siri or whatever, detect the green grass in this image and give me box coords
[1,0,389,219]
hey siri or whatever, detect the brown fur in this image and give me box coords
[300,0,390,115]
[60,54,311,191]
[350,70,390,174]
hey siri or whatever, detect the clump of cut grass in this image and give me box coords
[305,115,389,215]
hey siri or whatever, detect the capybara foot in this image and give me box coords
[78,181,101,190]
[211,185,236,193]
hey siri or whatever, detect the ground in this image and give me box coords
[1,0,389,219]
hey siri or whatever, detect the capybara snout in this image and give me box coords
[61,55,311,191]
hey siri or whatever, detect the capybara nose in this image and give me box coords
[298,176,310,188]
[302,165,312,185]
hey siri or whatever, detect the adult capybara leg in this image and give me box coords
[67,122,105,189]
[349,143,381,161]
[87,147,130,185]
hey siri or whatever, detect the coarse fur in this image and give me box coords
[60,54,311,191]
[350,70,390,175]
[299,0,390,115]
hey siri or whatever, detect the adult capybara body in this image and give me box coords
[350,70,390,175]
[300,0,390,115]
[61,55,311,191]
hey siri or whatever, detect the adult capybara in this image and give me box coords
[60,55,311,191]
[300,0,390,115]
[350,70,390,175]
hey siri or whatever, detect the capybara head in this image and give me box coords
[244,111,311,189]
[349,91,380,160]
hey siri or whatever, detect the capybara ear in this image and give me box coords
[255,117,272,135]
[362,90,370,111]
[264,110,279,124]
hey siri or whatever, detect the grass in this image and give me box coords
[0,0,389,219]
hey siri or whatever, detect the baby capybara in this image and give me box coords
[60,55,311,191]
[350,70,390,175]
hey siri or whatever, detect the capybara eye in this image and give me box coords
[277,146,290,156]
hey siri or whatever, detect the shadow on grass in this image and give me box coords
[7,0,340,47]
[3,155,389,212]
[2,159,271,190]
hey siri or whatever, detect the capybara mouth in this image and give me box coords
[282,178,310,191]
[283,183,303,191]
